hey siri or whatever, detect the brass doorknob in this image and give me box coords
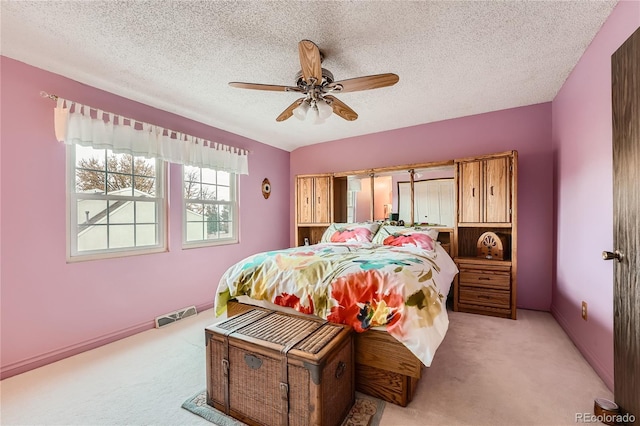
[602,250,624,262]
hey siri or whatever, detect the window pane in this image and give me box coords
[202,168,216,184]
[205,217,218,239]
[218,221,233,239]
[184,181,200,200]
[184,165,200,181]
[77,199,107,225]
[217,186,230,201]
[76,170,106,194]
[186,222,204,241]
[136,201,157,223]
[135,224,157,246]
[217,171,230,186]
[75,146,105,170]
[204,204,218,220]
[109,224,135,248]
[201,184,217,201]
[109,199,132,224]
[219,205,231,223]
[106,151,132,174]
[133,157,155,177]
[134,177,155,196]
[78,224,108,251]
[186,203,204,216]
[107,172,132,195]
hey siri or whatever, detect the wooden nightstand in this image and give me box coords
[454,257,515,319]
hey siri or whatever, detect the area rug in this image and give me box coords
[182,390,385,426]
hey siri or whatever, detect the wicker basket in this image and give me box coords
[476,231,508,260]
[206,309,354,426]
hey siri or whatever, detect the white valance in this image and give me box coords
[54,98,249,175]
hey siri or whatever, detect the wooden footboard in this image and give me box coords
[226,300,422,406]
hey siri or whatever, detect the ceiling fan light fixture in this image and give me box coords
[316,98,333,120]
[311,104,325,125]
[293,100,310,121]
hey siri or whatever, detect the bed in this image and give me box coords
[214,223,459,406]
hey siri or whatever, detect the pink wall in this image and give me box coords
[551,1,640,391]
[291,102,554,312]
[0,57,291,378]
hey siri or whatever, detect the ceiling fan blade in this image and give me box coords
[298,40,322,84]
[330,73,399,93]
[276,98,305,122]
[323,95,358,121]
[229,82,302,92]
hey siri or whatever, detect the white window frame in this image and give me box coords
[66,145,167,262]
[182,165,239,248]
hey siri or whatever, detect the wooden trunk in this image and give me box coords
[206,309,354,426]
[227,300,422,407]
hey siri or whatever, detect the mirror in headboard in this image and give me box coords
[344,174,394,222]
[337,162,455,226]
[396,166,455,227]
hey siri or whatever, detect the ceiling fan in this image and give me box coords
[228,40,399,124]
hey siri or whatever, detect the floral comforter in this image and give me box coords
[214,242,459,366]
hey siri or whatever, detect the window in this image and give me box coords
[68,145,166,260]
[183,165,238,247]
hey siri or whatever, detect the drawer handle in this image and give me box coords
[335,361,346,379]
[478,295,492,299]
[478,277,491,280]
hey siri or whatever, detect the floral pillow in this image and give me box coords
[320,222,380,243]
[372,225,439,250]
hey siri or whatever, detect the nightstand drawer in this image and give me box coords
[459,270,510,290]
[459,286,510,309]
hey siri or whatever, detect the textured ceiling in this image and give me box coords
[1,1,617,152]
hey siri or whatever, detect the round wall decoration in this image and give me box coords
[261,178,271,199]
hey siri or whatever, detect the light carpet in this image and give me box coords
[0,308,613,425]
[181,390,384,426]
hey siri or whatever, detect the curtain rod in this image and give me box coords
[39,91,252,154]
[40,91,58,101]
